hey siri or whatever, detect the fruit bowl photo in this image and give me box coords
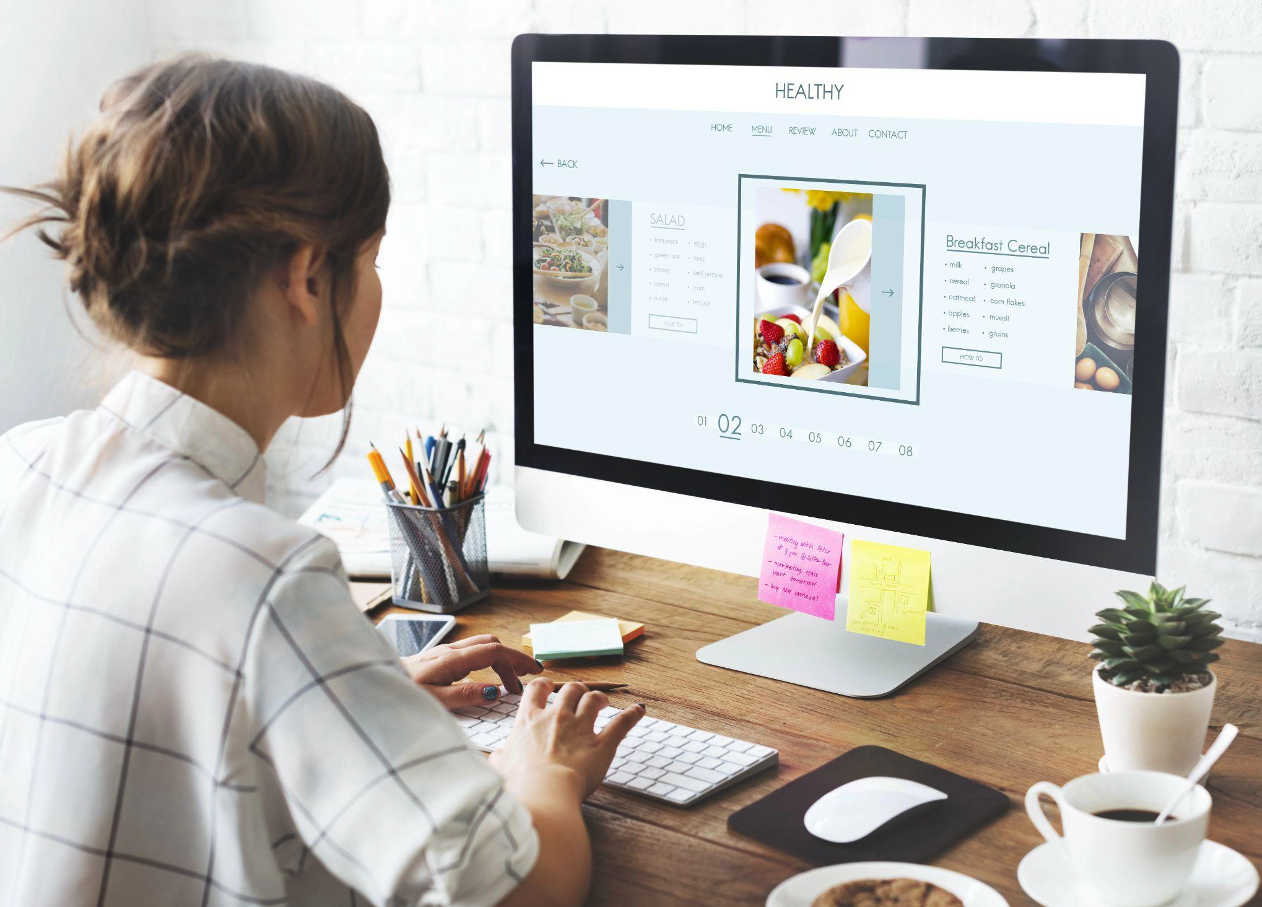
[753,302,866,385]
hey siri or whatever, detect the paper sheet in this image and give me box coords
[846,540,932,645]
[757,514,844,620]
[529,617,625,661]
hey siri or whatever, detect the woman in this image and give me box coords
[0,54,640,907]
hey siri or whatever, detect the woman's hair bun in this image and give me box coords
[4,52,390,359]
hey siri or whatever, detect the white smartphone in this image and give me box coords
[376,613,457,657]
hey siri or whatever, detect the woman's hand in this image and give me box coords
[490,678,645,801]
[401,634,542,710]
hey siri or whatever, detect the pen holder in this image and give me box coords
[386,494,489,614]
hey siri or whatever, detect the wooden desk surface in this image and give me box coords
[359,547,1262,906]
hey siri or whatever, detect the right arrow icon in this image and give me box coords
[882,288,894,297]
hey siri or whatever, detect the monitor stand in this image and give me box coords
[695,611,979,698]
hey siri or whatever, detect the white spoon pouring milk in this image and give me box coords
[805,218,873,352]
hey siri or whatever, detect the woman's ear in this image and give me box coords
[280,244,327,327]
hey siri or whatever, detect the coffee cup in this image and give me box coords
[756,262,811,309]
[569,294,598,326]
[1025,771,1210,907]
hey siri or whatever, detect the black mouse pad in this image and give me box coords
[727,745,1009,865]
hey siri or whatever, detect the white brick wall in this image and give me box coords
[145,0,1262,641]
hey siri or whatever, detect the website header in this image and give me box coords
[533,62,1145,127]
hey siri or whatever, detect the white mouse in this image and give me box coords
[803,776,948,843]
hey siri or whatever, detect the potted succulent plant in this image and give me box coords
[1090,582,1223,775]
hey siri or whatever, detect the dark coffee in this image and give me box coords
[1093,808,1166,822]
[762,273,804,285]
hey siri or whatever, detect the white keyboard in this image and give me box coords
[454,690,778,806]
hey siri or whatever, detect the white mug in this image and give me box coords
[755,262,811,309]
[1025,771,1210,907]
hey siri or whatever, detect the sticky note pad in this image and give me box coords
[529,617,625,661]
[847,540,932,646]
[522,611,644,651]
[757,513,844,620]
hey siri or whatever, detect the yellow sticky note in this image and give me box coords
[846,540,931,646]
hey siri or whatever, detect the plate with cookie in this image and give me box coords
[767,862,1007,907]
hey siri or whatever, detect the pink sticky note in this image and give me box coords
[757,513,844,620]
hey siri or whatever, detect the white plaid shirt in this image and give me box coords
[0,371,538,907]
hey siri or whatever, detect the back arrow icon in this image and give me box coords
[539,159,554,167]
[881,288,894,297]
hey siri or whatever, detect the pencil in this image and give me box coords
[549,682,628,691]
[367,444,405,503]
[455,447,467,499]
[403,434,422,504]
[398,448,432,507]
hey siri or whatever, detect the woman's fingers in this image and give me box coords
[598,703,646,753]
[553,682,586,713]
[436,642,541,684]
[446,634,500,649]
[519,677,553,715]
[425,682,503,711]
[575,690,608,726]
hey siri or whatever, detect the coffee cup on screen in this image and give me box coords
[1025,771,1210,907]
[569,294,598,325]
[755,262,810,309]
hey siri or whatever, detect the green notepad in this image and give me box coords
[529,618,625,660]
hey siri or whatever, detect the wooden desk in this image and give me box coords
[358,547,1262,906]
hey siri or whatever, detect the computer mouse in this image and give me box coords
[803,776,948,843]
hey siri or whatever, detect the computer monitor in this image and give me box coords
[511,35,1178,696]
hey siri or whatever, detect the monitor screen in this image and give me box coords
[525,56,1151,544]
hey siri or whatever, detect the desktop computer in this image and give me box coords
[511,35,1178,697]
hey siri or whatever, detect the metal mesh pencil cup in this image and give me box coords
[386,495,489,613]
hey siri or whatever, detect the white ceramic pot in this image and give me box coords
[1093,667,1215,775]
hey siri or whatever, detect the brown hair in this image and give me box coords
[3,53,390,459]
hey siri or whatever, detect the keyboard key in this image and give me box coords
[725,740,752,753]
[725,752,757,766]
[678,752,703,764]
[598,706,620,718]
[686,730,714,743]
[685,766,725,784]
[627,724,650,738]
[626,751,650,763]
[628,777,655,791]
[607,772,634,785]
[666,789,694,803]
[715,762,743,776]
[639,742,663,754]
[648,782,674,796]
[697,757,722,770]
[660,772,709,793]
[639,717,661,728]
[639,768,666,781]
[667,760,693,773]
[708,734,734,746]
[488,738,506,750]
[501,692,521,703]
[472,733,498,747]
[659,746,683,759]
[703,746,729,759]
[748,745,775,758]
[682,741,707,754]
[666,735,690,748]
[455,716,481,728]
[646,731,668,743]
[646,756,670,769]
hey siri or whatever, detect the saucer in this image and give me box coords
[1018,840,1259,907]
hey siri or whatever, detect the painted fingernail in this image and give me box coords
[534,660,544,672]
[482,685,499,701]
[636,702,646,710]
